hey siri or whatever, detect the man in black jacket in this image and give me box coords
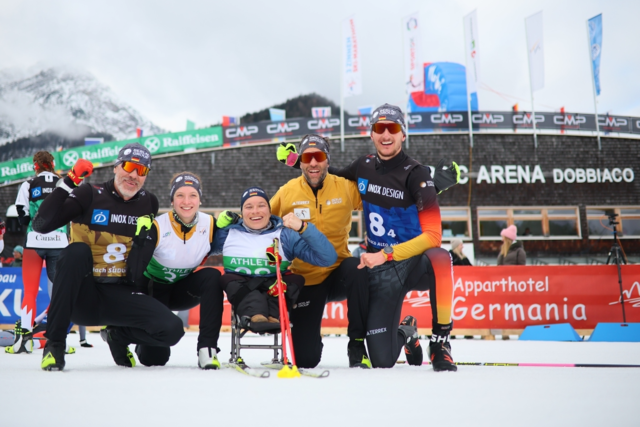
[33,143,184,371]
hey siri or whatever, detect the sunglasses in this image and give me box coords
[121,161,149,176]
[300,151,328,163]
[372,122,403,135]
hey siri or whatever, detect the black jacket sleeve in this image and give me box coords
[328,157,359,181]
[125,222,158,288]
[16,205,30,226]
[32,177,92,234]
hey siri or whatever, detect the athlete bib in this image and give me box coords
[356,156,423,249]
[144,212,213,284]
[23,173,68,249]
[222,228,291,276]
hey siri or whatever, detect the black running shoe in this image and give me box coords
[347,338,372,368]
[79,339,93,348]
[100,327,136,367]
[428,340,457,372]
[41,341,66,371]
[399,315,423,366]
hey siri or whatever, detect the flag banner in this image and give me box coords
[186,120,195,131]
[525,11,545,92]
[342,15,362,97]
[588,14,603,96]
[136,128,143,138]
[189,266,640,330]
[222,116,240,126]
[403,12,424,94]
[463,10,480,94]
[358,106,374,116]
[312,107,332,118]
[269,108,286,121]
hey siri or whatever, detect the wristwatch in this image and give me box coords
[383,246,394,262]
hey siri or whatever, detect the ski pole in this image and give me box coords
[396,360,640,368]
[273,238,299,378]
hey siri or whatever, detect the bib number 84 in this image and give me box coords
[368,213,396,238]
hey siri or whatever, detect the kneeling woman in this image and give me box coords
[127,172,223,369]
[213,187,336,326]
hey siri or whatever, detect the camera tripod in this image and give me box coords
[606,214,627,323]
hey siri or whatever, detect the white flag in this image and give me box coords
[463,10,480,94]
[342,15,362,97]
[525,11,545,92]
[403,12,423,94]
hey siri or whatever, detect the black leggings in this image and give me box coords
[46,243,185,351]
[365,248,451,368]
[135,267,223,366]
[289,257,369,369]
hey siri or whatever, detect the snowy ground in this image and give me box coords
[2,332,639,427]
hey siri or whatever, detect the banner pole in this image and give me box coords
[586,20,602,150]
[525,30,538,150]
[466,88,474,149]
[340,90,345,152]
[340,34,345,153]
[463,16,474,149]
[405,93,410,149]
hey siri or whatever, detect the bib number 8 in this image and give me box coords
[103,243,127,263]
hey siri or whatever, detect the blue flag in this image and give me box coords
[588,14,602,96]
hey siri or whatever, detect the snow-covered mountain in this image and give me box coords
[0,66,164,145]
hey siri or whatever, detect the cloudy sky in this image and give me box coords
[1,0,638,133]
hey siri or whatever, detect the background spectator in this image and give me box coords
[11,246,23,267]
[497,225,526,265]
[449,239,472,266]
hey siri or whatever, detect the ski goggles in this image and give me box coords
[372,122,403,135]
[121,161,150,176]
[300,151,328,163]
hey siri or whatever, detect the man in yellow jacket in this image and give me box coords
[271,134,371,368]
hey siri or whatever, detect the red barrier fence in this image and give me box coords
[189,266,640,330]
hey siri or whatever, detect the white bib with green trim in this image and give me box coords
[145,212,212,284]
[222,227,291,276]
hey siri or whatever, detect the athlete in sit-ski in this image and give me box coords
[32,143,188,371]
[8,151,90,355]
[330,103,460,371]
[126,172,224,369]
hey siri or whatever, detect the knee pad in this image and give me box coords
[135,345,171,367]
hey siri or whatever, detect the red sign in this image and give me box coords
[190,266,640,330]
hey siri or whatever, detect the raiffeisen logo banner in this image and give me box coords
[140,127,222,154]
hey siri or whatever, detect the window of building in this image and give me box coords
[349,211,364,242]
[587,206,640,239]
[441,207,472,240]
[478,207,581,240]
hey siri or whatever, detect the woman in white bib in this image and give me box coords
[213,186,337,328]
[127,171,223,370]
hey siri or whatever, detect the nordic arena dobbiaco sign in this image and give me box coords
[449,164,635,185]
